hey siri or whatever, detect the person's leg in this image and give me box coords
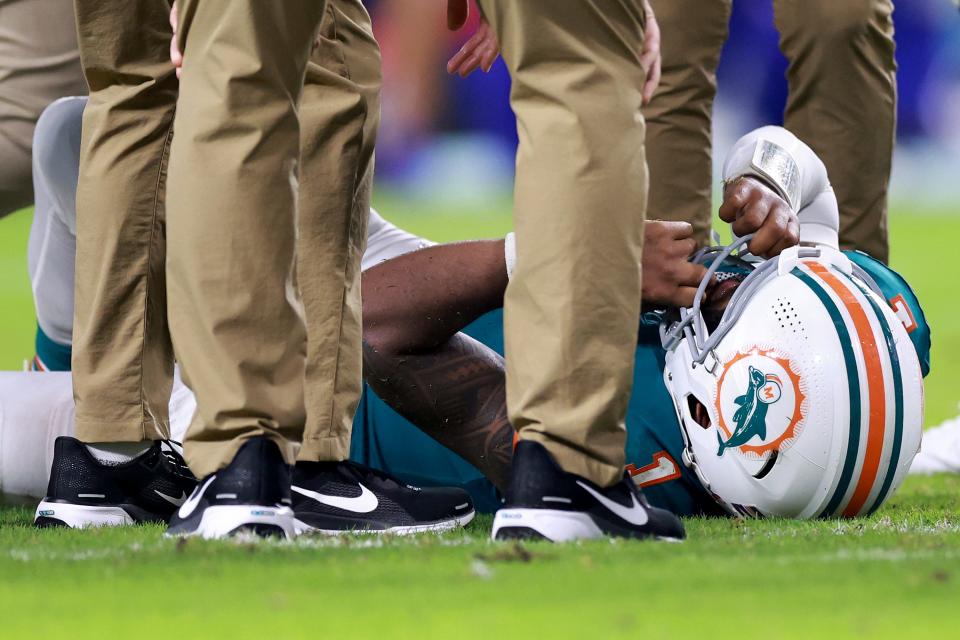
[298,0,477,536]
[29,97,85,371]
[71,0,177,443]
[0,371,76,499]
[642,0,732,247]
[774,0,896,263]
[167,0,324,477]
[476,0,647,487]
[297,0,382,464]
[0,0,86,217]
[30,33,195,527]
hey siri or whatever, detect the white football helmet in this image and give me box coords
[661,238,923,519]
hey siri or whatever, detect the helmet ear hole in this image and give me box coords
[687,395,711,429]
[753,449,779,479]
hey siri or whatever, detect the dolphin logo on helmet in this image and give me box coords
[717,366,771,456]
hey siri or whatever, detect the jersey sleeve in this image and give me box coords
[845,250,932,377]
[362,209,435,272]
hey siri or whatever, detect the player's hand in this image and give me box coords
[170,1,182,79]
[719,176,800,258]
[642,221,709,309]
[447,5,500,77]
[640,0,661,105]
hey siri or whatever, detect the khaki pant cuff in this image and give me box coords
[185,432,299,479]
[75,416,167,443]
[518,430,624,488]
[297,435,351,463]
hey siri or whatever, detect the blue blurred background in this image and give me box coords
[366,0,960,212]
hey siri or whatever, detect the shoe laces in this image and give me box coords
[340,459,409,489]
[622,470,650,506]
[159,440,194,479]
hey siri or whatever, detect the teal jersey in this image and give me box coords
[350,310,721,516]
[351,312,507,514]
[349,252,930,517]
[846,251,931,376]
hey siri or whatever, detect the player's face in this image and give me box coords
[666,260,751,431]
[701,274,745,331]
[691,274,747,429]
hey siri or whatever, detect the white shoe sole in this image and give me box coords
[294,509,475,536]
[34,501,134,529]
[492,508,685,542]
[169,505,296,540]
[492,508,604,542]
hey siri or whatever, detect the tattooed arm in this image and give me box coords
[361,239,514,491]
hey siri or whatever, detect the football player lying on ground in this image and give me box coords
[2,97,930,531]
[361,125,930,527]
[7,96,699,535]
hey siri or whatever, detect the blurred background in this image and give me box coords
[367,0,960,216]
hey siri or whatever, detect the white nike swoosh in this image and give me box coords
[155,489,187,507]
[178,476,215,519]
[576,481,649,526]
[292,483,378,514]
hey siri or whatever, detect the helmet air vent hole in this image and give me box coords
[773,297,805,336]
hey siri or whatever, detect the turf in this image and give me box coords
[0,199,958,636]
[1,475,959,638]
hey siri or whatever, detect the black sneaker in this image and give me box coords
[165,436,294,539]
[492,441,686,542]
[34,436,197,529]
[291,460,475,535]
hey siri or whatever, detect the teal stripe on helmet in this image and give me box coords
[844,274,904,516]
[791,267,861,518]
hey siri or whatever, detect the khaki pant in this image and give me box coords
[297,2,381,464]
[477,0,648,487]
[0,0,86,217]
[72,0,379,477]
[645,0,896,262]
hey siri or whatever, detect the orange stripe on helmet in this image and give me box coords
[806,262,886,517]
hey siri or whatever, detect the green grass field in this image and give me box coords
[0,200,958,637]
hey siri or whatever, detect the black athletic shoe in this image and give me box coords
[491,441,686,542]
[166,437,295,539]
[291,460,475,535]
[34,436,197,529]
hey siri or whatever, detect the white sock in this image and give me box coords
[85,441,153,465]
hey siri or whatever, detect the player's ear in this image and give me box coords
[447,0,469,30]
